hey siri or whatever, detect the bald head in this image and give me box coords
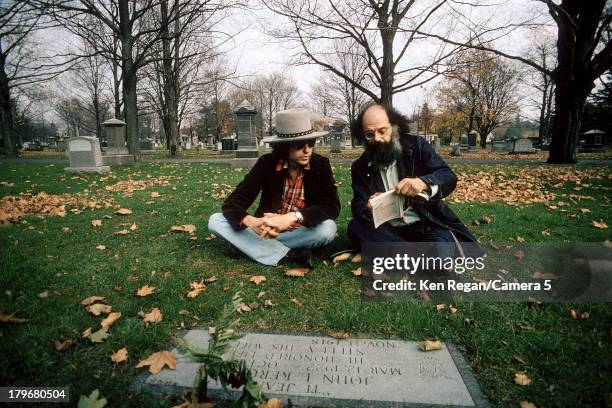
[362,104,393,143]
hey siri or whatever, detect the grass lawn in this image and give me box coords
[0,160,611,407]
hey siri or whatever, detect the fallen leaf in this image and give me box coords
[351,253,362,263]
[541,229,550,236]
[81,296,106,306]
[114,229,129,235]
[91,219,102,227]
[204,234,216,240]
[328,331,349,339]
[514,372,531,386]
[449,306,458,314]
[516,236,525,243]
[332,252,352,265]
[265,299,275,307]
[514,250,525,260]
[95,245,106,251]
[570,309,579,319]
[435,304,446,311]
[592,220,608,229]
[481,214,494,224]
[259,398,285,408]
[111,347,128,363]
[515,355,526,364]
[136,351,176,374]
[250,275,267,285]
[257,291,266,298]
[130,223,137,231]
[87,304,112,316]
[89,327,109,343]
[208,326,216,334]
[62,227,70,232]
[187,280,206,298]
[116,208,132,216]
[418,340,443,351]
[150,192,160,198]
[101,312,121,328]
[519,402,537,408]
[78,389,107,408]
[290,298,302,306]
[204,276,217,283]
[136,285,155,297]
[138,308,163,326]
[351,267,362,276]
[82,327,92,338]
[580,311,590,320]
[38,290,49,299]
[285,268,308,277]
[517,322,534,330]
[54,337,75,352]
[170,224,196,234]
[532,271,560,280]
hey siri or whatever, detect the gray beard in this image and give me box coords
[366,126,402,170]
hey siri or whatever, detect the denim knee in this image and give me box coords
[316,219,337,245]
[207,212,226,235]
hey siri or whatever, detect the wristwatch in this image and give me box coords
[295,211,304,223]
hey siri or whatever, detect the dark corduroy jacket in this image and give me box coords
[222,153,341,230]
[351,134,479,244]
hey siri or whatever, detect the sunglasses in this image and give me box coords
[292,140,316,150]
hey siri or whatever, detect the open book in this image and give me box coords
[369,190,431,228]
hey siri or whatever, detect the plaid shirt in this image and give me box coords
[276,159,308,229]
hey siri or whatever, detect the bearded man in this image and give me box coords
[348,103,478,254]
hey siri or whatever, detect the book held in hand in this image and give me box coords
[369,189,431,228]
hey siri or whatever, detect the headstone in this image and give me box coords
[220,137,236,156]
[459,134,469,150]
[140,139,154,151]
[137,330,488,407]
[490,141,508,152]
[512,138,536,153]
[65,136,110,174]
[579,129,605,152]
[330,124,345,153]
[468,131,478,150]
[102,118,135,165]
[233,100,259,162]
[451,144,462,156]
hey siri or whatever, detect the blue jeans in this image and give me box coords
[208,213,337,266]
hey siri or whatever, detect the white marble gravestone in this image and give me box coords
[137,331,489,407]
[65,136,110,174]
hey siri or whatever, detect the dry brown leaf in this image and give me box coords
[130,223,137,231]
[111,347,128,363]
[54,338,75,352]
[328,331,349,339]
[204,276,217,283]
[101,312,121,328]
[80,296,106,306]
[250,275,267,285]
[150,192,160,198]
[82,327,92,338]
[519,402,537,408]
[259,398,285,408]
[516,236,525,243]
[514,372,531,386]
[449,306,458,314]
[187,280,206,298]
[91,219,102,227]
[137,285,156,297]
[204,234,216,241]
[351,267,362,277]
[570,309,579,319]
[170,224,196,234]
[332,252,352,265]
[116,208,132,215]
[139,308,163,326]
[515,355,526,364]
[418,340,443,351]
[285,268,308,277]
[264,299,275,307]
[38,290,49,298]
[351,253,362,263]
[532,271,560,280]
[87,304,112,316]
[89,327,109,343]
[290,298,302,306]
[135,351,176,374]
[580,311,590,320]
[592,220,608,229]
[435,304,446,311]
[114,229,129,235]
[481,214,494,224]
[95,244,106,251]
[257,291,266,298]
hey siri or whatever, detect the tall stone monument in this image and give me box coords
[330,123,345,153]
[232,100,259,167]
[65,136,110,174]
[102,118,135,165]
[468,130,478,150]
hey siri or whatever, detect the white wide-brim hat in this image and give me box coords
[261,108,328,144]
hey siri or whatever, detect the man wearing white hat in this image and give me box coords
[208,109,340,267]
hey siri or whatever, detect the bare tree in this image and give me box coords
[525,35,556,144]
[262,0,462,106]
[415,0,612,163]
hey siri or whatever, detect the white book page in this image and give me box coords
[369,190,404,228]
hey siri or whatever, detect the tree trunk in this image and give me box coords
[119,0,139,159]
[547,81,586,164]
[161,0,179,154]
[0,53,17,157]
[380,31,394,107]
